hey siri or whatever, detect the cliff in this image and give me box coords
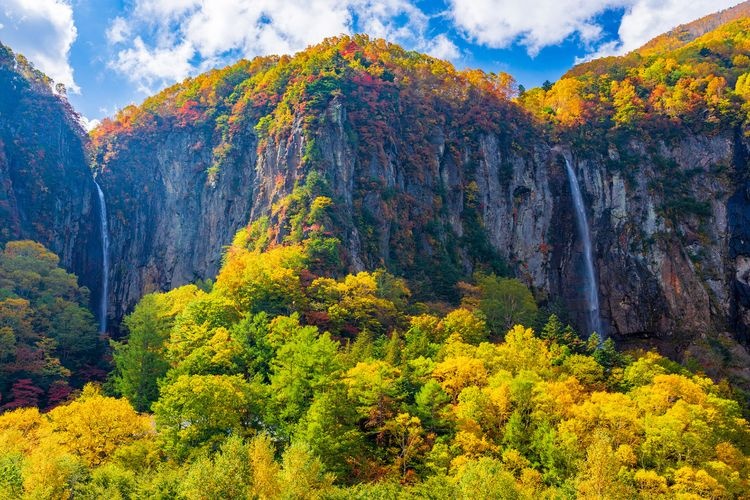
[88,25,750,352]
[0,43,102,304]
[90,17,750,362]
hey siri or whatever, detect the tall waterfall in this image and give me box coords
[563,156,603,336]
[93,178,109,333]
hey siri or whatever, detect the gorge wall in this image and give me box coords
[90,33,750,350]
[0,44,102,304]
[3,18,748,357]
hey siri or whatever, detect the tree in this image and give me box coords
[463,274,537,336]
[48,384,152,466]
[384,413,427,478]
[268,315,340,435]
[249,434,280,499]
[153,374,255,458]
[110,294,173,411]
[295,387,365,478]
[442,309,488,345]
[575,434,633,499]
[0,241,100,407]
[278,441,335,497]
[180,436,252,500]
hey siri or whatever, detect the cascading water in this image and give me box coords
[93,178,109,333]
[563,156,603,336]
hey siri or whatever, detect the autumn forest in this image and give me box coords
[2,3,750,500]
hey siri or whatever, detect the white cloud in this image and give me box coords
[447,0,629,56]
[78,115,100,132]
[0,0,78,92]
[423,34,461,61]
[448,0,744,59]
[593,0,743,58]
[106,16,130,44]
[106,0,460,92]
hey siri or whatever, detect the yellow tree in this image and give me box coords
[48,384,153,467]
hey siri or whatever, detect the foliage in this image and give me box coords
[0,233,742,497]
[0,241,102,410]
[520,16,750,135]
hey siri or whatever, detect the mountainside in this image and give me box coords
[3,6,750,497]
[92,37,551,328]
[522,12,750,353]
[0,43,102,304]
[92,21,750,358]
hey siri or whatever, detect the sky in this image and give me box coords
[0,0,744,129]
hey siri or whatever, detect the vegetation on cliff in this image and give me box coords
[520,14,750,135]
[91,35,531,303]
[3,5,750,499]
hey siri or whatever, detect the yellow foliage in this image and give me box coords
[432,356,488,401]
[494,325,551,375]
[545,78,586,126]
[736,72,750,100]
[632,374,708,414]
[22,442,87,500]
[48,385,153,466]
[249,434,280,499]
[634,469,669,497]
[671,466,725,498]
[0,407,50,455]
[532,377,585,421]
[561,392,643,450]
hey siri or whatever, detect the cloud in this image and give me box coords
[448,0,744,59]
[593,0,743,58]
[106,0,460,93]
[0,0,78,92]
[106,16,130,44]
[423,34,461,61]
[78,115,100,132]
[447,0,628,56]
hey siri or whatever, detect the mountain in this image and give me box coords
[0,43,103,305]
[91,37,546,329]
[2,6,750,497]
[520,9,750,354]
[92,20,750,361]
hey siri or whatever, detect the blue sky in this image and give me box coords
[0,0,743,128]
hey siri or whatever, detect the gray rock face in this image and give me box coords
[96,93,750,345]
[0,45,102,303]
[570,131,747,345]
[97,127,258,324]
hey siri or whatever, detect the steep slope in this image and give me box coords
[0,43,102,306]
[93,15,750,355]
[92,37,561,326]
[521,12,750,352]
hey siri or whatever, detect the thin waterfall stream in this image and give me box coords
[93,178,109,333]
[563,156,603,336]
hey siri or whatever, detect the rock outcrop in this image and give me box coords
[89,28,750,352]
[0,43,102,303]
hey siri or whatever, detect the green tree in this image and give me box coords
[465,274,538,335]
[267,315,340,436]
[153,374,256,459]
[110,294,172,411]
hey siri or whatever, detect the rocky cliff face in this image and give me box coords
[91,34,750,356]
[566,130,750,350]
[94,94,750,347]
[0,44,102,303]
[96,126,258,324]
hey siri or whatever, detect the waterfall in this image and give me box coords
[93,178,109,333]
[563,156,603,336]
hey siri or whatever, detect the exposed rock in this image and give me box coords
[0,43,102,304]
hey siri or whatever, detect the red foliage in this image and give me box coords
[45,380,72,409]
[2,378,44,410]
